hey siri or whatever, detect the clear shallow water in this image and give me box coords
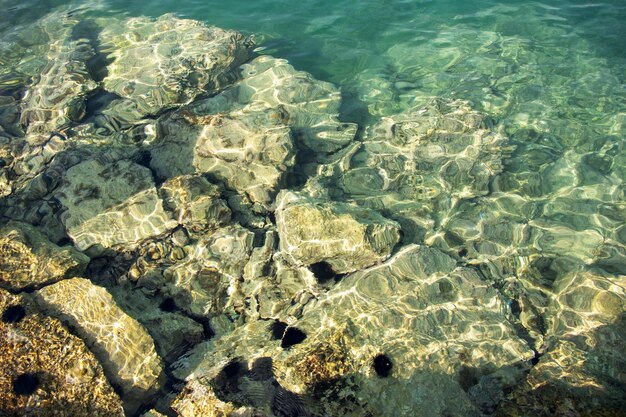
[1,0,625,415]
[97,0,626,119]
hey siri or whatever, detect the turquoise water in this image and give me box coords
[1,0,625,415]
[101,0,626,121]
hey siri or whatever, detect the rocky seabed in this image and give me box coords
[0,9,624,417]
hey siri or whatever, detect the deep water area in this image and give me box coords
[0,0,625,416]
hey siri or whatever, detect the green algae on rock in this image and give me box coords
[0,221,89,291]
[0,288,124,417]
[34,278,165,415]
[99,14,252,117]
[275,190,401,274]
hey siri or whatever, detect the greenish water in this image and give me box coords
[1,0,625,415]
[101,0,626,121]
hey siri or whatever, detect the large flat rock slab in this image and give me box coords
[196,55,358,155]
[100,14,252,116]
[55,159,177,251]
[151,106,295,207]
[34,278,165,414]
[178,246,534,417]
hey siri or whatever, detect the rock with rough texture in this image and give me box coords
[364,98,506,197]
[0,12,96,141]
[0,13,100,202]
[0,288,124,417]
[99,14,252,116]
[54,159,177,252]
[108,285,206,364]
[180,246,533,417]
[172,379,267,417]
[151,106,295,206]
[196,55,357,154]
[34,278,165,414]
[19,36,97,138]
[0,95,22,137]
[162,224,254,323]
[275,191,401,274]
[311,99,511,243]
[280,245,533,416]
[240,231,317,322]
[497,269,626,416]
[0,221,89,291]
[141,410,168,417]
[159,175,231,234]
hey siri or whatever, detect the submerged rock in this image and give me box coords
[34,278,165,414]
[151,105,296,207]
[99,14,252,116]
[54,159,177,252]
[311,98,511,243]
[0,95,22,137]
[162,224,254,323]
[108,285,205,364]
[498,269,626,415]
[277,245,533,416]
[159,174,231,235]
[19,36,98,139]
[141,410,168,417]
[196,55,358,154]
[181,245,533,417]
[2,12,96,140]
[172,379,267,417]
[0,288,124,417]
[275,191,401,274]
[0,221,89,291]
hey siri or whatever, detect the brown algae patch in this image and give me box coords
[0,288,124,417]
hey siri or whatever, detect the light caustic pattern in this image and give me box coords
[0,2,624,417]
